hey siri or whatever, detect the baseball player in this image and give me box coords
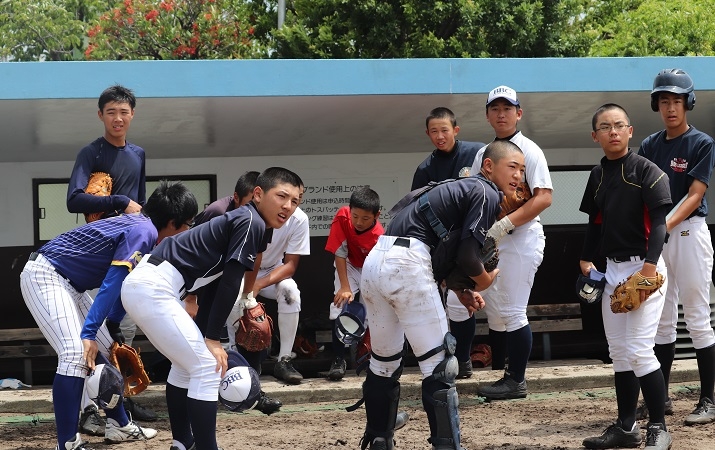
[20,181,197,450]
[358,140,523,450]
[411,107,487,379]
[120,167,303,450]
[469,85,553,400]
[191,171,282,414]
[580,104,672,450]
[637,68,715,425]
[66,84,155,427]
[326,186,384,380]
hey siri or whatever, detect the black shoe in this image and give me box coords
[583,421,641,449]
[123,397,158,422]
[456,360,473,379]
[79,405,105,436]
[644,422,672,450]
[254,391,282,415]
[274,356,303,384]
[328,356,347,381]
[635,398,673,420]
[684,397,715,425]
[477,372,527,400]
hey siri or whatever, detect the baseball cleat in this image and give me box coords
[123,397,158,422]
[274,356,303,384]
[104,418,157,443]
[583,420,641,449]
[79,405,105,436]
[643,422,672,450]
[635,398,673,421]
[328,356,347,381]
[684,397,715,425]
[456,360,473,379]
[395,411,409,431]
[56,433,91,450]
[477,374,527,400]
[255,391,282,415]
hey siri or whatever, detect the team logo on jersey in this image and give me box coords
[130,251,143,265]
[248,254,256,262]
[479,227,487,236]
[458,167,472,178]
[670,158,688,173]
[681,230,690,237]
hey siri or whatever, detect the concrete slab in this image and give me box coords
[0,359,700,414]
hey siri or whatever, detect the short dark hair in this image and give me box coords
[234,171,260,198]
[349,186,380,214]
[592,103,630,131]
[143,180,198,230]
[481,140,523,167]
[425,107,457,129]
[98,85,136,111]
[255,167,303,192]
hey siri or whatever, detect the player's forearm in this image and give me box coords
[666,188,705,231]
[580,219,601,262]
[645,205,668,265]
[206,261,245,341]
[80,266,128,340]
[507,188,552,227]
[335,256,351,290]
[67,192,130,214]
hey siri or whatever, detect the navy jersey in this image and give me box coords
[38,213,156,292]
[638,126,715,217]
[411,140,485,190]
[153,201,271,292]
[67,137,146,215]
[579,151,671,258]
[389,175,501,251]
[194,195,237,226]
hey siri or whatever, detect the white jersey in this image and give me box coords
[471,131,553,223]
[260,206,310,270]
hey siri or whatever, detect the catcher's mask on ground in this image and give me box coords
[335,300,367,346]
[575,274,606,304]
[86,363,123,410]
[219,350,261,412]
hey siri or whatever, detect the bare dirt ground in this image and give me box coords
[1,383,713,450]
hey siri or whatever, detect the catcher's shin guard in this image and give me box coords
[359,370,400,450]
[419,333,462,450]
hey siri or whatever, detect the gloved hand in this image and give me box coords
[0,378,31,389]
[105,320,125,344]
[239,292,258,310]
[486,216,515,242]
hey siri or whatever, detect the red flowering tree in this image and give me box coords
[85,0,259,60]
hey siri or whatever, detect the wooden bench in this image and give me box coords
[314,303,583,361]
[0,328,156,385]
[474,303,583,360]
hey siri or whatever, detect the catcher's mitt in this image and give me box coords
[498,181,532,220]
[610,271,665,313]
[84,172,113,223]
[234,302,273,352]
[444,264,475,292]
[481,235,499,272]
[293,334,320,358]
[108,342,151,397]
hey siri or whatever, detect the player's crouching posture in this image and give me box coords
[121,167,302,450]
[580,104,672,450]
[357,140,524,450]
[20,181,197,450]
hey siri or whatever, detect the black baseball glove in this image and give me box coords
[444,265,476,292]
[481,236,499,273]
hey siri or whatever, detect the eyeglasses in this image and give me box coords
[595,123,631,133]
[184,220,194,228]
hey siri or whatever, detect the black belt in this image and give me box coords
[608,255,644,263]
[394,237,411,248]
[29,252,83,292]
[144,254,187,299]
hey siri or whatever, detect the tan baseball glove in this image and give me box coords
[234,302,273,352]
[84,172,113,223]
[610,271,665,313]
[108,342,151,396]
[498,181,532,220]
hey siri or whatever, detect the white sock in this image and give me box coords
[278,312,300,359]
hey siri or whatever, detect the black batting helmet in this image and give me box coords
[650,68,695,111]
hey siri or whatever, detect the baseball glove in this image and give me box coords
[108,342,151,397]
[610,271,665,314]
[234,302,273,352]
[498,181,532,220]
[481,236,499,272]
[84,172,113,223]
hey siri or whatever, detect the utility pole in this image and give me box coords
[278,0,285,28]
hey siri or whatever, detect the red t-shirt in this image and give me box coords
[325,206,384,268]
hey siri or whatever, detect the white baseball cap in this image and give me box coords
[486,85,520,106]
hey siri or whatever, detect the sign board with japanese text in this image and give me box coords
[302,177,400,236]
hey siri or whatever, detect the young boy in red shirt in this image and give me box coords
[325,186,383,380]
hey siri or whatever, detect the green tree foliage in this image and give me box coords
[588,0,715,56]
[85,0,259,60]
[251,0,592,58]
[0,0,111,61]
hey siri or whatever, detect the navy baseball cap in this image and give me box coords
[487,85,520,107]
